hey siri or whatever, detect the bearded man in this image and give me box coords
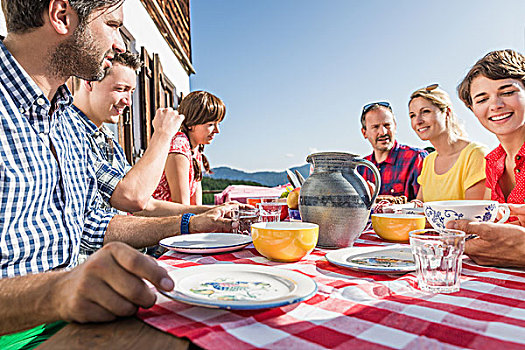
[359,102,428,201]
[0,0,237,346]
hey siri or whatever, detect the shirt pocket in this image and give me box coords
[389,182,405,196]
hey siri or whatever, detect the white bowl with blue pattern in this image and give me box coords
[423,200,510,230]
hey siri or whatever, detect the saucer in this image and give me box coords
[159,233,252,254]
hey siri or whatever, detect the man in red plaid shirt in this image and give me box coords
[358,102,428,201]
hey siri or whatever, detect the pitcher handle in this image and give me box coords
[354,158,381,209]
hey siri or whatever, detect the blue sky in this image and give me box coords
[189,0,525,172]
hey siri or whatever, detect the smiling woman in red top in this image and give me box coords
[458,49,525,204]
[444,50,525,269]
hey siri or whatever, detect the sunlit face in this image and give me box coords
[189,121,221,145]
[408,97,447,141]
[88,63,136,127]
[361,107,397,152]
[469,76,525,137]
[52,4,125,80]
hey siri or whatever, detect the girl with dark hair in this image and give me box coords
[153,91,226,205]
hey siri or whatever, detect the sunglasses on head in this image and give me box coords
[424,83,439,92]
[361,101,392,116]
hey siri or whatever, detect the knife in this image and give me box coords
[294,169,305,186]
[286,169,300,188]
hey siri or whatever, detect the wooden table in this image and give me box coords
[38,317,194,350]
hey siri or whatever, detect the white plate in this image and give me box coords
[159,233,252,254]
[325,245,415,274]
[160,264,317,310]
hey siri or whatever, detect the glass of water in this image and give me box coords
[257,202,282,223]
[232,208,260,235]
[409,229,465,293]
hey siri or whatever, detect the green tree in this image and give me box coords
[201,177,265,204]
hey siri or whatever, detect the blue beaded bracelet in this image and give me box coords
[181,213,195,234]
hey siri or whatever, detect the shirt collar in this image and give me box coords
[0,40,73,115]
[486,142,525,162]
[372,140,399,164]
[72,105,99,135]
[72,104,114,138]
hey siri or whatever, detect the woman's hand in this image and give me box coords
[447,220,525,267]
[507,204,525,226]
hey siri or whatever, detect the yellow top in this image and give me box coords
[418,142,487,202]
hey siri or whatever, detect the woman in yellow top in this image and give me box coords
[408,84,487,202]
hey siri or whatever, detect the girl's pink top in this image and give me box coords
[153,132,202,202]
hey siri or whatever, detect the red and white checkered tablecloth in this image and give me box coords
[137,232,525,349]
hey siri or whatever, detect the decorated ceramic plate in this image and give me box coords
[159,233,252,254]
[159,264,317,309]
[325,245,415,274]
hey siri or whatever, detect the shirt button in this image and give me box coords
[36,97,46,106]
[390,188,394,193]
[516,169,521,173]
[19,107,25,113]
[517,155,521,160]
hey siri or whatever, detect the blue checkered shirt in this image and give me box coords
[72,106,131,213]
[0,41,115,277]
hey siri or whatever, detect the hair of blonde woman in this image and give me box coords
[409,86,467,139]
[178,91,226,181]
[457,49,525,108]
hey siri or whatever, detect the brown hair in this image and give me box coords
[409,86,467,139]
[178,91,226,181]
[360,103,394,129]
[458,49,525,108]
[110,51,142,71]
[2,0,125,34]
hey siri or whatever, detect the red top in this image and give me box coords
[153,132,202,202]
[485,142,525,204]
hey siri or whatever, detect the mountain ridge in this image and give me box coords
[206,164,310,187]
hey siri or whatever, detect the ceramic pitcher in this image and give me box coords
[299,152,380,248]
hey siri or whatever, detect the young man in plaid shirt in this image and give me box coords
[359,102,428,201]
[72,52,233,258]
[71,52,219,216]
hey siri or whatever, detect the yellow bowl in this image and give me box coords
[371,214,426,242]
[251,222,319,262]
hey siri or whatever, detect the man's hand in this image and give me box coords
[152,108,184,139]
[447,220,525,267]
[190,203,240,233]
[53,242,174,323]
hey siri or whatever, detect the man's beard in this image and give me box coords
[374,136,394,152]
[49,23,109,82]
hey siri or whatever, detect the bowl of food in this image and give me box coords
[251,222,318,262]
[371,213,426,242]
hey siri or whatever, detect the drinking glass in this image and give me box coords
[257,202,282,222]
[409,229,465,293]
[232,208,260,235]
[247,197,273,207]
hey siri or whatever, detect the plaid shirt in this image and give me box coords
[73,106,131,213]
[358,141,428,201]
[0,41,115,277]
